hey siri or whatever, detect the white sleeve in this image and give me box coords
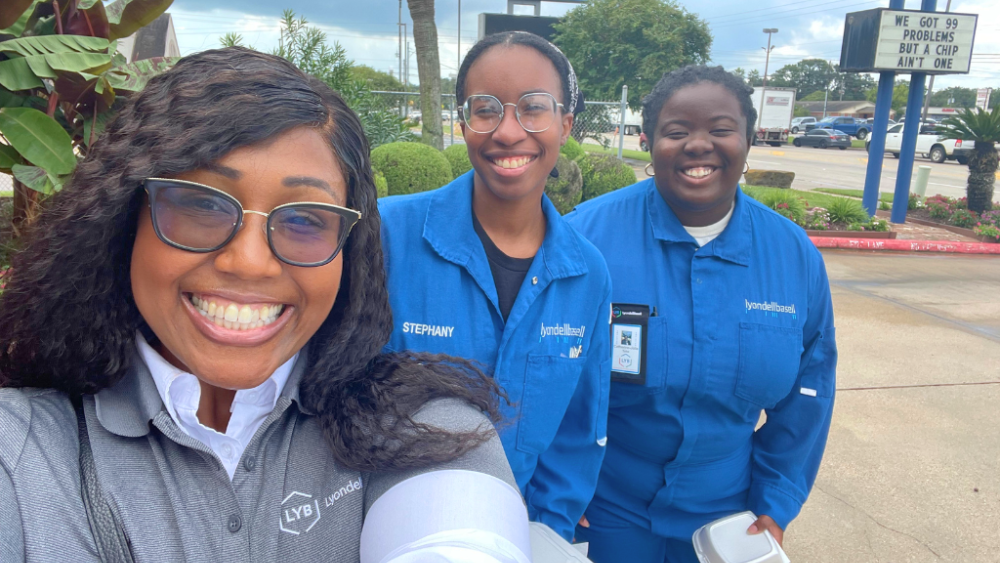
[360,469,532,563]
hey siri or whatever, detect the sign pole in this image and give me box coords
[861,0,905,217]
[890,0,937,224]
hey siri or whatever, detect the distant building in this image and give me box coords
[794,100,889,120]
[116,13,180,63]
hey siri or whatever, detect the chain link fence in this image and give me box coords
[0,174,11,194]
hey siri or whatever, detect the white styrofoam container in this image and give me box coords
[692,512,790,563]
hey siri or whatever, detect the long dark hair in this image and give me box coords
[0,47,499,471]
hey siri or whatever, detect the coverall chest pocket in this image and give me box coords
[735,322,803,408]
[516,355,584,455]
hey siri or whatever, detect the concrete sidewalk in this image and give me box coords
[783,252,1000,562]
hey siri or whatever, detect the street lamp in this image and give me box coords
[756,28,778,144]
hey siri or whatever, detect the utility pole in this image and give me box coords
[921,0,952,122]
[398,1,403,91]
[458,0,462,74]
[756,28,778,144]
[822,62,832,119]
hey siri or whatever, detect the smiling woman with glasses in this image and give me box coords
[0,48,533,562]
[379,31,613,542]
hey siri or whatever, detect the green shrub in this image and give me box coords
[826,198,869,225]
[373,170,388,198]
[950,208,978,228]
[867,215,891,232]
[544,155,583,215]
[370,142,453,196]
[579,154,637,202]
[741,185,766,202]
[443,144,473,178]
[560,137,585,161]
[760,190,807,224]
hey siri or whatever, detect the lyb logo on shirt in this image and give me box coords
[279,478,363,537]
[745,299,797,319]
[402,322,455,337]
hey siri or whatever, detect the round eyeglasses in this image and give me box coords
[142,178,362,267]
[459,92,565,135]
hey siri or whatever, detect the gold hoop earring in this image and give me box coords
[743,162,750,175]
[645,162,655,177]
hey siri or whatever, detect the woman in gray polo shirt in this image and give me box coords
[0,48,530,562]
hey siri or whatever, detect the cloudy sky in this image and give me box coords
[167,0,1000,94]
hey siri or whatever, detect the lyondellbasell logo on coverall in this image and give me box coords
[745,299,797,319]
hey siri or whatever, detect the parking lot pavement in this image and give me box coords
[745,144,999,203]
[783,251,1000,563]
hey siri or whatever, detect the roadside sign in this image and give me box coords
[840,8,978,75]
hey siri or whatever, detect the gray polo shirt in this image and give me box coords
[0,353,515,562]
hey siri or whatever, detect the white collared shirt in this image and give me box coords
[137,335,295,480]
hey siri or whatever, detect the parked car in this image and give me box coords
[865,117,896,127]
[790,116,816,134]
[792,128,852,150]
[639,131,649,151]
[865,122,973,164]
[804,116,871,140]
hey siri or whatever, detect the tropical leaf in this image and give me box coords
[0,107,76,174]
[937,106,1000,144]
[11,163,51,193]
[0,34,110,57]
[78,0,102,9]
[83,102,118,146]
[0,57,44,90]
[0,0,34,30]
[66,0,111,39]
[107,56,177,92]
[0,0,37,36]
[0,143,22,172]
[106,0,173,41]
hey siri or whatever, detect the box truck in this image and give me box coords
[751,87,796,146]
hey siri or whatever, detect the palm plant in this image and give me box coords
[937,106,1000,215]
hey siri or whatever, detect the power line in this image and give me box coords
[710,0,882,30]
[704,0,863,23]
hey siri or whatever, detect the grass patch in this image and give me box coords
[581,143,651,162]
[813,188,894,203]
[742,186,851,210]
[0,191,12,198]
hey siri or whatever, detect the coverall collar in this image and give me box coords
[646,178,753,266]
[423,171,589,286]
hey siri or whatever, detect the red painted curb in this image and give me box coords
[810,237,1000,254]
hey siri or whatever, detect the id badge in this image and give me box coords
[610,303,650,385]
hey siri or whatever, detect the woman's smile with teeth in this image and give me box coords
[188,294,285,331]
[492,156,536,169]
[682,166,716,178]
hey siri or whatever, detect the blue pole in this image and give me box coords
[862,72,896,216]
[861,0,905,217]
[890,0,937,224]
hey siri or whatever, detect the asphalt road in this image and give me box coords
[746,144,999,202]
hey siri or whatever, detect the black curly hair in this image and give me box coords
[642,65,758,148]
[0,47,500,472]
[456,31,584,114]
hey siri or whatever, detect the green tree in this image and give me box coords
[929,86,976,108]
[768,59,835,100]
[937,106,1000,214]
[746,69,761,87]
[350,64,403,92]
[222,12,414,149]
[800,90,827,102]
[0,0,175,232]
[552,0,711,110]
[407,0,443,150]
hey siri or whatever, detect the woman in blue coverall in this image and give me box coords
[567,66,838,562]
[378,32,612,541]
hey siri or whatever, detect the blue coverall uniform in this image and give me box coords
[565,180,837,562]
[379,172,613,540]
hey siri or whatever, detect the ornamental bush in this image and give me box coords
[579,154,637,202]
[370,142,453,196]
[949,208,979,228]
[373,170,388,198]
[760,190,807,224]
[826,198,869,225]
[443,144,473,178]
[544,155,583,215]
[560,136,586,162]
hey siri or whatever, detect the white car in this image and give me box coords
[790,116,816,134]
[867,122,973,164]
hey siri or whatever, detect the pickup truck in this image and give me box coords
[865,122,972,164]
[805,116,871,140]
